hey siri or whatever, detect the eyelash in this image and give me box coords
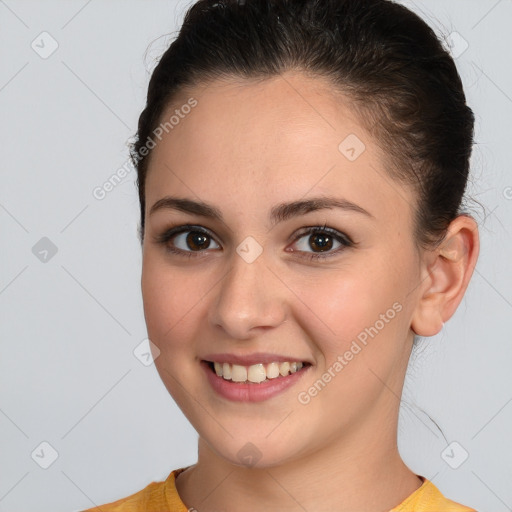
[153,223,354,261]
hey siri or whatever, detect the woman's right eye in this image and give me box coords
[154,225,221,258]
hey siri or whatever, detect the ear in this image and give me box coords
[411,215,480,337]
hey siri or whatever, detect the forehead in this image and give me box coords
[145,72,415,230]
[166,73,365,160]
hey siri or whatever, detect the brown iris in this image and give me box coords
[309,233,333,252]
[186,231,210,251]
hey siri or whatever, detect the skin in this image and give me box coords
[140,71,479,511]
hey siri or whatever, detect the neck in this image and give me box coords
[176,418,423,512]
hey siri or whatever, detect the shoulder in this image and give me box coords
[78,467,190,512]
[391,478,476,512]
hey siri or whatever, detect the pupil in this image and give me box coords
[311,233,332,252]
[187,232,209,250]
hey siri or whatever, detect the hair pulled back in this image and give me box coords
[131,0,475,249]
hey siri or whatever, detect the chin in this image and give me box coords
[202,432,305,470]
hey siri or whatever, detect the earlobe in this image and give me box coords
[411,215,480,337]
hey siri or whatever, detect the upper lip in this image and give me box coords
[202,352,312,366]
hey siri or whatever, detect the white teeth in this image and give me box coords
[266,362,280,379]
[231,364,247,382]
[211,360,305,383]
[222,362,232,380]
[279,362,290,376]
[247,364,266,383]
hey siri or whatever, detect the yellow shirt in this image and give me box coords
[81,467,476,512]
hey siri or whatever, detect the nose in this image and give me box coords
[209,248,287,340]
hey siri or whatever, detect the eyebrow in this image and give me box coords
[149,195,374,225]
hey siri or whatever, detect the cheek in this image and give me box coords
[141,257,207,414]
[294,270,408,416]
[141,254,202,350]
[300,258,409,368]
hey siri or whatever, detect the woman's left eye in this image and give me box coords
[154,224,353,260]
[288,226,353,260]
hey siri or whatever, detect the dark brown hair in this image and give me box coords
[130,0,475,249]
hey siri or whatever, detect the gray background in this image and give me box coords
[0,1,511,511]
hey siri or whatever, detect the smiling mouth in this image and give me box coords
[204,360,311,384]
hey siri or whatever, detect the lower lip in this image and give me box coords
[201,361,311,402]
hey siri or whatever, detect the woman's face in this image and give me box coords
[141,72,424,467]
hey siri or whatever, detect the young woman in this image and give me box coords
[84,0,479,510]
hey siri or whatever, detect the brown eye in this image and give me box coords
[170,230,220,252]
[184,231,211,251]
[308,232,334,252]
[154,225,221,257]
[288,226,353,261]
